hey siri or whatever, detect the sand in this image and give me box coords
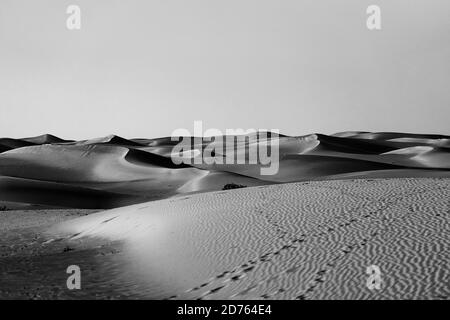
[0,209,99,232]
[1,178,448,299]
[1,132,449,208]
[0,132,448,299]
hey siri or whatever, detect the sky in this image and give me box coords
[0,0,449,139]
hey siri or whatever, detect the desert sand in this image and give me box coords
[0,132,449,299]
[1,131,450,209]
[0,178,448,299]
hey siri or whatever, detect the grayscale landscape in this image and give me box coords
[1,0,449,301]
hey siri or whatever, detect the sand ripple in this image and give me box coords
[45,178,450,300]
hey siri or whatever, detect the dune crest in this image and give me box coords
[0,131,449,209]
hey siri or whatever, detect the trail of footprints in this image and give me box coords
[166,182,448,300]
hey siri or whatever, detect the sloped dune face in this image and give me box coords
[176,171,272,194]
[382,146,434,155]
[0,144,177,182]
[0,144,205,208]
[334,131,450,141]
[22,134,73,145]
[0,131,449,209]
[0,134,71,153]
[0,143,202,179]
[0,176,147,209]
[0,138,36,153]
[387,137,450,148]
[51,178,450,299]
[76,135,145,147]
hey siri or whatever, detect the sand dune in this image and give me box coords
[0,134,73,153]
[177,171,273,194]
[333,131,450,141]
[77,134,145,147]
[0,131,448,209]
[0,138,35,153]
[22,134,73,145]
[194,154,402,183]
[0,130,448,299]
[14,177,441,299]
[0,176,149,209]
[315,169,450,180]
[0,144,205,207]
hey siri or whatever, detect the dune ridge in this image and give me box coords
[0,131,449,209]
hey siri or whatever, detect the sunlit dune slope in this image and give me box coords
[50,178,450,299]
[0,131,448,208]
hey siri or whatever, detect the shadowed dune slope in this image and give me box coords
[0,144,194,182]
[192,154,402,183]
[332,131,450,141]
[22,134,73,145]
[0,138,36,153]
[0,131,448,208]
[0,134,74,153]
[0,176,148,209]
[0,144,205,207]
[76,135,145,147]
[177,171,273,194]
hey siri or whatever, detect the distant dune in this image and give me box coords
[0,131,449,209]
[22,134,73,145]
[0,138,35,153]
[76,134,145,147]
